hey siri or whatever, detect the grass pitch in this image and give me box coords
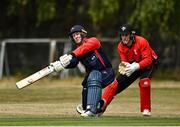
[0,77,180,126]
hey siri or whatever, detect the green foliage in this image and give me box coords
[7,0,29,15]
[0,0,180,72]
[35,0,56,24]
[130,0,175,39]
[7,0,56,24]
[3,0,179,38]
[88,0,119,25]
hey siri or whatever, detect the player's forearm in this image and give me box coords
[66,56,79,68]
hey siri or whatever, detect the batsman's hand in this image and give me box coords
[50,54,72,72]
[124,62,140,77]
[59,54,72,67]
[118,62,130,75]
[50,61,64,72]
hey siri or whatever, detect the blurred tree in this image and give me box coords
[36,0,56,24]
[129,0,180,69]
[88,0,119,36]
[7,0,56,24]
[130,0,175,39]
[4,0,57,37]
[0,0,179,77]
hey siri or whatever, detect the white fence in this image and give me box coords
[0,38,81,79]
[0,38,117,79]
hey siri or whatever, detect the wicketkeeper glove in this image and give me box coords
[118,62,130,75]
[124,62,140,77]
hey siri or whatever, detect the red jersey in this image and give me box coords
[70,37,112,72]
[118,35,158,69]
[73,37,100,57]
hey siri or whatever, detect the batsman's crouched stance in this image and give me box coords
[51,25,117,117]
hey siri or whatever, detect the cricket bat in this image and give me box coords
[16,65,55,89]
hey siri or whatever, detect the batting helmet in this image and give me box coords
[69,25,87,44]
[69,25,87,36]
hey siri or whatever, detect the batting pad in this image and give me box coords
[87,70,102,113]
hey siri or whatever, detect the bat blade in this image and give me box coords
[16,65,54,89]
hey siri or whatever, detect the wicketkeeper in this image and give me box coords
[51,25,118,117]
[100,24,158,116]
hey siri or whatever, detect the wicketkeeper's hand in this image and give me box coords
[124,62,140,77]
[59,54,72,67]
[118,62,130,75]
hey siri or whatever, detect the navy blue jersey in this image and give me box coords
[66,37,112,72]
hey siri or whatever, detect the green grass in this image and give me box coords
[0,117,180,126]
[0,77,179,126]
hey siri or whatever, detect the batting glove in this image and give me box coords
[59,54,72,67]
[125,62,140,77]
[50,61,64,72]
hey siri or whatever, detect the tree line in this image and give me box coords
[0,0,179,79]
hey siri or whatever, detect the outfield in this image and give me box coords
[0,77,180,126]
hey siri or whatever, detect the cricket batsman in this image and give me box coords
[51,25,118,117]
[101,24,158,116]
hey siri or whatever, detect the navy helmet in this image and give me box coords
[118,24,135,41]
[69,25,87,36]
[69,25,87,44]
[119,24,134,35]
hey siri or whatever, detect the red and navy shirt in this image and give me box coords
[67,37,112,72]
[118,35,158,69]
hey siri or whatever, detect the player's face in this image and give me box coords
[72,32,82,44]
[121,33,131,45]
